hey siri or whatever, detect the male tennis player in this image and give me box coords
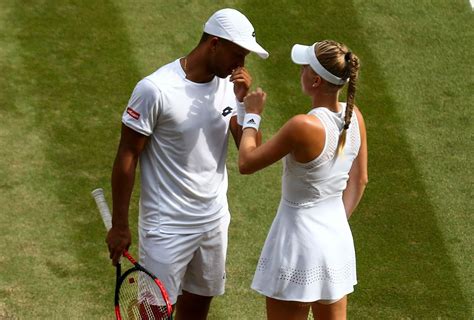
[106,8,268,320]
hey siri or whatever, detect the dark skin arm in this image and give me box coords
[107,124,149,265]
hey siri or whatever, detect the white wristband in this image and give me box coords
[236,100,245,125]
[243,113,261,131]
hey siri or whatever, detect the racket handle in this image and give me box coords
[91,188,113,231]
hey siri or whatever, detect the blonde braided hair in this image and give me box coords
[315,40,360,156]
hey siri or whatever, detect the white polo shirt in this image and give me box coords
[122,59,237,234]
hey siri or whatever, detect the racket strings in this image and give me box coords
[119,271,170,319]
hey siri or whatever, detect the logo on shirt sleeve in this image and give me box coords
[126,107,140,120]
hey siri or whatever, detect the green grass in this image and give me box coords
[0,0,472,319]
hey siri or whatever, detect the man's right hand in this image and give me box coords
[106,226,131,266]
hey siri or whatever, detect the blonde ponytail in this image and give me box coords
[314,40,360,157]
[336,51,360,156]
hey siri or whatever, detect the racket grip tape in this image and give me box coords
[91,188,113,231]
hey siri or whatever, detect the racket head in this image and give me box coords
[115,266,173,320]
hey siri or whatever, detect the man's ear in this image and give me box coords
[209,36,219,51]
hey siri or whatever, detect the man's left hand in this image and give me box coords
[231,67,252,102]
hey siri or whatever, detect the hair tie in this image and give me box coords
[344,51,352,63]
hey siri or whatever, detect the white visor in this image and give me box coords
[291,43,347,85]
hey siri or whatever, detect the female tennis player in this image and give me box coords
[239,40,368,319]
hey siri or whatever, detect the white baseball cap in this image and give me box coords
[204,8,269,59]
[291,43,347,85]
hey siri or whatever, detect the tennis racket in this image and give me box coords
[91,188,173,320]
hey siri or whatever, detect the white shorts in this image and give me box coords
[139,214,230,304]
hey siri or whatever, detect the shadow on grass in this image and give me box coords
[8,0,142,317]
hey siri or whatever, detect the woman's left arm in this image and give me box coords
[238,120,295,174]
[238,88,310,174]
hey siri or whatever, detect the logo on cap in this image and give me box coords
[252,31,256,38]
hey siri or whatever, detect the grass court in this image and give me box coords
[0,0,472,318]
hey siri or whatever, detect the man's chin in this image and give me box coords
[213,68,232,79]
[216,72,230,79]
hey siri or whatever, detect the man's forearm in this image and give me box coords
[111,151,139,228]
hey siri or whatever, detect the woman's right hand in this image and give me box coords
[244,87,266,115]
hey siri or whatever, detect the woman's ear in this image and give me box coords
[312,75,322,88]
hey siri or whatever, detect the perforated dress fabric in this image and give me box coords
[251,103,361,302]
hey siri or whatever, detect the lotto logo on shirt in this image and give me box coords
[126,107,140,120]
[222,106,233,117]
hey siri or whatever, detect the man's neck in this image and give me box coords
[181,49,215,83]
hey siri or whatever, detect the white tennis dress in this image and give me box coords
[251,103,361,302]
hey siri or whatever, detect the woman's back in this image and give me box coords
[282,103,361,208]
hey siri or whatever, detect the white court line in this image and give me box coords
[471,0,474,10]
